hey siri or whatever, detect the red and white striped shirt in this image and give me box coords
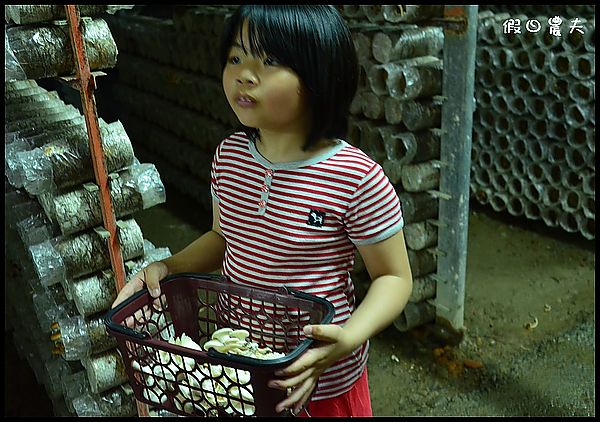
[210,132,404,400]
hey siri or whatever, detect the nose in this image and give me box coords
[236,68,258,87]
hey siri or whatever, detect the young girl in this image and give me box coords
[113,5,413,417]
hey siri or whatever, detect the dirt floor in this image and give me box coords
[366,204,595,417]
[4,187,595,416]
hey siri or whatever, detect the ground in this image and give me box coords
[366,205,595,417]
[4,188,595,416]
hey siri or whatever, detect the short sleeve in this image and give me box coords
[344,163,404,245]
[210,140,224,202]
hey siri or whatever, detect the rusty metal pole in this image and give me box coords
[63,5,127,292]
[63,5,148,417]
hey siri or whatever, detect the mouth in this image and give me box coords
[235,93,257,108]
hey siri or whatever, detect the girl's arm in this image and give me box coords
[160,198,226,275]
[112,200,226,307]
[269,230,413,413]
[338,228,413,350]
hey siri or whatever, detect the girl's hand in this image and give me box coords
[111,261,169,308]
[111,261,170,329]
[268,324,355,414]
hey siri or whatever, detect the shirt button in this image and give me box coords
[265,169,273,177]
[258,199,266,208]
[261,185,269,193]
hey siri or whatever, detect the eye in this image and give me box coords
[264,57,280,66]
[228,56,241,65]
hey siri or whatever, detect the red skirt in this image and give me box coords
[298,367,373,417]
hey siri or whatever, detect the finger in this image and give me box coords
[274,350,317,377]
[276,377,315,413]
[124,315,135,328]
[112,283,136,308]
[142,304,154,321]
[125,306,149,330]
[269,367,314,390]
[275,341,339,377]
[112,274,147,308]
[111,295,124,309]
[144,267,163,298]
[304,324,343,342]
[294,384,316,415]
[152,295,165,312]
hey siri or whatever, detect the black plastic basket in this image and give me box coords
[104,273,335,417]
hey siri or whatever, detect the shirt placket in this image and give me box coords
[258,168,274,215]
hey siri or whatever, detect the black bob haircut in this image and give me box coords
[219,5,359,151]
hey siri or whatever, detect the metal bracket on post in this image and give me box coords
[83,182,99,193]
[93,226,111,239]
[63,5,149,417]
[58,71,106,91]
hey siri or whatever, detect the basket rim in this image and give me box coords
[104,272,335,367]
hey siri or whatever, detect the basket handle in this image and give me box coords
[103,276,335,342]
[103,287,152,340]
[103,273,228,340]
[282,286,336,325]
[104,318,150,340]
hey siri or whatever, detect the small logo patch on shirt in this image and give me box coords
[307,209,326,227]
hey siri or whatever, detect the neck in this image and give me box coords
[255,131,337,164]
[259,129,307,152]
[255,128,314,163]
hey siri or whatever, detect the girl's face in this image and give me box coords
[222,21,310,134]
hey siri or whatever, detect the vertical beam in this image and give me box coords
[63,5,149,417]
[435,5,478,332]
[63,5,127,292]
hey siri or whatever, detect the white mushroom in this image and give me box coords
[174,394,195,414]
[143,386,167,405]
[208,364,224,378]
[203,339,225,352]
[153,362,179,391]
[152,329,295,415]
[163,334,203,371]
[201,379,228,407]
[144,374,156,388]
[132,360,154,375]
[197,363,224,379]
[223,337,244,346]
[235,348,255,357]
[230,329,250,340]
[265,351,286,360]
[181,355,197,372]
[211,327,234,341]
[140,364,154,376]
[176,333,202,351]
[223,366,251,385]
[157,350,168,365]
[178,371,204,402]
[229,386,256,415]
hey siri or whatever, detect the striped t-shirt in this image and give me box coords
[210,131,404,400]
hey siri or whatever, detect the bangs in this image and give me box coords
[239,18,278,60]
[222,6,305,68]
